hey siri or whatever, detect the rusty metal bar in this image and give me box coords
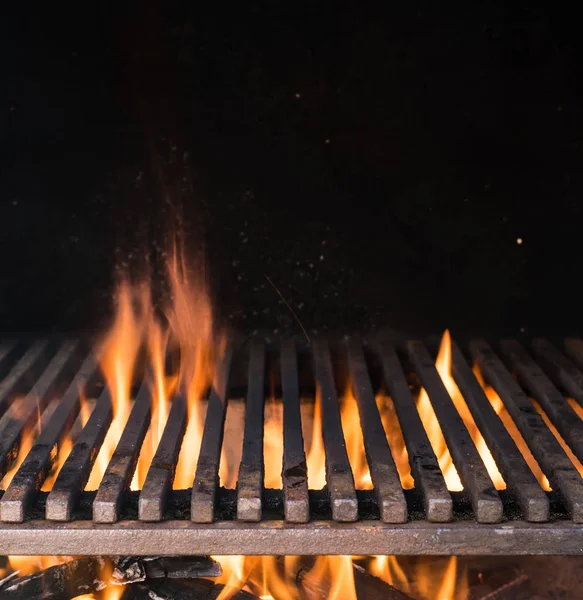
[0,341,49,420]
[93,381,152,523]
[45,389,113,521]
[500,340,583,465]
[281,340,309,523]
[190,348,234,523]
[0,348,98,522]
[408,341,503,523]
[236,341,266,521]
[139,394,187,521]
[0,340,80,482]
[0,519,582,556]
[347,338,407,523]
[376,337,452,522]
[312,340,358,522]
[531,338,583,407]
[471,339,583,522]
[450,342,549,522]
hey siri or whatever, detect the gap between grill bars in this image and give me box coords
[1,334,583,556]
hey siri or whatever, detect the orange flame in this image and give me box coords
[305,389,414,491]
[376,394,415,488]
[415,556,468,600]
[86,283,150,490]
[473,365,551,490]
[305,391,326,489]
[219,399,245,489]
[567,397,583,422]
[416,330,504,490]
[264,395,284,488]
[167,249,220,490]
[306,555,357,600]
[41,437,73,491]
[209,555,468,599]
[369,555,467,599]
[340,391,414,489]
[212,555,355,600]
[213,555,300,600]
[7,555,71,577]
[81,244,219,492]
[369,555,410,593]
[342,391,373,489]
[132,323,177,490]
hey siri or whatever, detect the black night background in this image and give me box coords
[1,2,582,338]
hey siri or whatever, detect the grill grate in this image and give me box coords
[0,335,583,555]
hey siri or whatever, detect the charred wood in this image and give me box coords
[0,557,109,600]
[112,556,221,584]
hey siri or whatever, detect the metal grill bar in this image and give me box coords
[281,340,309,523]
[500,340,583,465]
[93,380,152,523]
[450,342,549,521]
[347,339,406,522]
[377,337,452,522]
[45,389,113,520]
[532,338,583,406]
[236,341,266,521]
[408,341,503,523]
[0,341,49,420]
[471,340,583,522]
[0,347,98,522]
[139,394,187,521]
[1,519,583,556]
[312,340,358,522]
[190,349,234,523]
[2,335,583,555]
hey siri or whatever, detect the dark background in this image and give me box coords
[1,2,582,338]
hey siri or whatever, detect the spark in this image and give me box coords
[264,274,310,344]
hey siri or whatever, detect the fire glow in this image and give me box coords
[2,251,579,599]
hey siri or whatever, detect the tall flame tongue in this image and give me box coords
[167,249,219,490]
[86,242,219,491]
[86,283,150,490]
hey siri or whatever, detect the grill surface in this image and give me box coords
[0,335,583,555]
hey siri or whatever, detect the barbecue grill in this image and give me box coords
[1,335,583,556]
